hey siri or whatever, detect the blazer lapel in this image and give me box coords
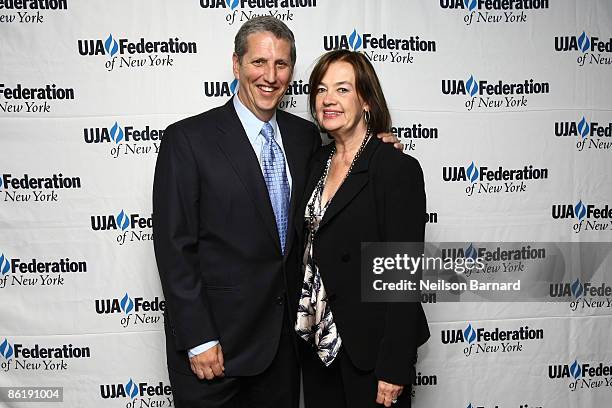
[215,100,281,252]
[295,144,329,235]
[318,137,381,231]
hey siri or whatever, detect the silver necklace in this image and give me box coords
[307,127,372,236]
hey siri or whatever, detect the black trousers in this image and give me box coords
[170,312,300,408]
[300,343,411,408]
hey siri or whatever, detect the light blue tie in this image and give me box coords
[261,122,290,253]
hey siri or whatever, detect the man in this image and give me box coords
[153,16,398,407]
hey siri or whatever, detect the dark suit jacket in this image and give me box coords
[297,137,430,385]
[153,99,321,377]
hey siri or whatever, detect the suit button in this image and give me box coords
[341,253,351,262]
[276,296,284,305]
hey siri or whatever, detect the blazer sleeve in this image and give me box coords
[153,123,219,351]
[373,151,430,385]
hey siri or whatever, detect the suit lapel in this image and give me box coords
[215,100,281,252]
[318,137,381,231]
[278,113,302,256]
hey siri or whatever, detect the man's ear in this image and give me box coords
[232,53,240,80]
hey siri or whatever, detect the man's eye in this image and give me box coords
[276,61,288,67]
[252,60,264,66]
[338,88,349,93]
[317,87,326,94]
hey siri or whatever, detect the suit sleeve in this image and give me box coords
[153,123,219,351]
[374,153,430,385]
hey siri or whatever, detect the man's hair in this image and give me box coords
[234,16,296,66]
[308,50,392,135]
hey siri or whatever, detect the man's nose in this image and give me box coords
[263,63,277,83]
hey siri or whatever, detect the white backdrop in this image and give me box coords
[1,1,612,407]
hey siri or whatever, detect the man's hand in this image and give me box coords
[376,380,403,407]
[189,344,225,380]
[376,132,403,151]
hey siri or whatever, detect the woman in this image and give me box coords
[295,50,430,408]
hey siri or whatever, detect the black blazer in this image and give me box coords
[153,99,320,376]
[297,137,430,385]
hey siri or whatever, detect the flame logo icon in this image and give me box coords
[120,293,134,314]
[466,75,478,97]
[464,244,477,260]
[0,339,14,359]
[230,78,238,94]
[577,32,590,52]
[577,117,590,139]
[466,161,479,183]
[125,378,139,399]
[116,210,130,231]
[574,200,587,221]
[349,29,362,51]
[110,122,124,144]
[463,0,477,11]
[0,253,10,275]
[463,323,477,344]
[571,278,584,299]
[226,0,239,9]
[0,177,3,189]
[466,404,473,408]
[570,360,581,379]
[104,34,119,57]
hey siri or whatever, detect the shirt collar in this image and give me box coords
[233,92,279,143]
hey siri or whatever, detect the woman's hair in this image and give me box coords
[308,50,392,134]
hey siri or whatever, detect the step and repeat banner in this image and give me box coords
[1,1,611,407]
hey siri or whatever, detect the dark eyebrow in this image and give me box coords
[319,80,352,87]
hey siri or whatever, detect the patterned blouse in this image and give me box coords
[294,183,342,366]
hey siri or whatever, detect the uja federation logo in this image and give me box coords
[551,200,612,233]
[0,0,68,24]
[83,121,163,158]
[204,78,309,110]
[442,161,548,196]
[442,74,549,111]
[411,372,437,398]
[95,292,165,328]
[550,278,612,311]
[77,33,197,72]
[0,251,87,289]
[198,0,316,26]
[549,359,612,392]
[204,78,238,97]
[323,29,436,64]
[391,122,439,152]
[90,210,153,245]
[100,378,172,403]
[1,172,81,203]
[0,83,75,114]
[554,116,612,151]
[440,0,549,26]
[441,322,543,357]
[441,244,545,277]
[555,31,612,66]
[0,338,91,372]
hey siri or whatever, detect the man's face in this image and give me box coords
[232,31,293,122]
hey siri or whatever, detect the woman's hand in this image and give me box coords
[376,380,403,406]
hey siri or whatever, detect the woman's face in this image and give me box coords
[315,61,368,137]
